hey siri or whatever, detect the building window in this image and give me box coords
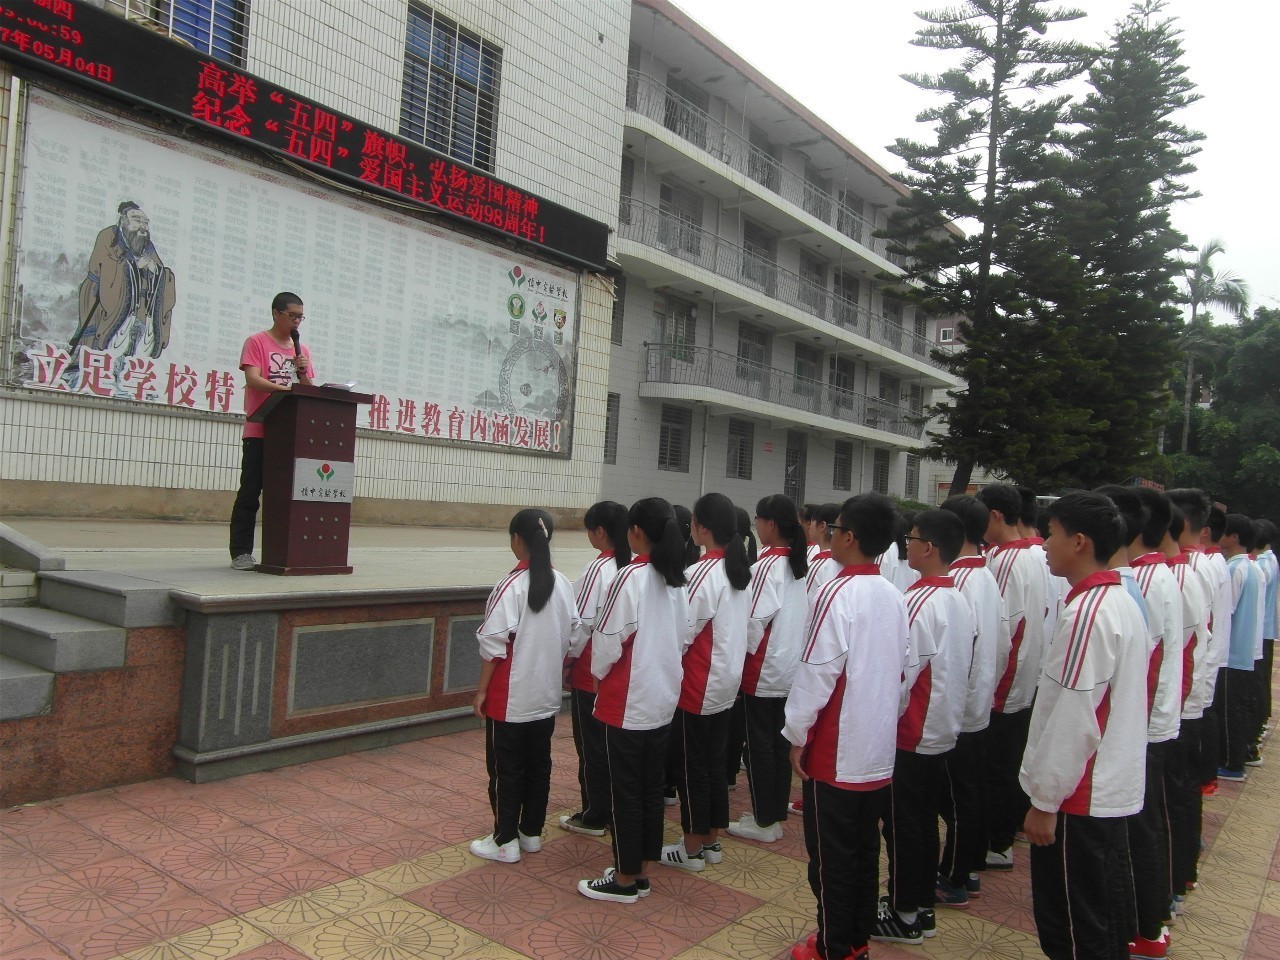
[833,440,853,491]
[905,454,920,502]
[736,322,770,381]
[658,404,692,472]
[741,219,778,296]
[794,343,822,397]
[401,3,501,171]
[157,0,248,64]
[661,298,696,362]
[878,373,901,404]
[619,156,634,225]
[799,251,827,317]
[603,393,621,464]
[908,384,924,416]
[872,448,890,495]
[726,418,754,480]
[939,327,955,342]
[611,275,626,346]
[659,181,703,258]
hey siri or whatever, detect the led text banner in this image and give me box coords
[0,0,610,270]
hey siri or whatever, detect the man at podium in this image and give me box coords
[228,292,316,570]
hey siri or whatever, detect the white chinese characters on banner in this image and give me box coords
[14,93,579,456]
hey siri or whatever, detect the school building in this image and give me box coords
[0,0,959,527]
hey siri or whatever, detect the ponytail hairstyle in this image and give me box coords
[756,494,809,580]
[672,503,701,568]
[584,500,632,570]
[693,493,750,590]
[509,508,555,612]
[736,506,758,564]
[630,497,688,587]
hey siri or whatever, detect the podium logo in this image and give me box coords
[508,265,525,287]
[317,463,335,481]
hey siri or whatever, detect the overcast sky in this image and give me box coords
[669,0,1279,319]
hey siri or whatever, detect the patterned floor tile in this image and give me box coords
[405,869,572,938]
[696,903,813,960]
[242,877,393,939]
[222,941,314,960]
[201,861,353,918]
[505,907,683,960]
[911,914,1042,958]
[0,824,123,881]
[635,872,762,941]
[701,844,807,899]
[517,834,613,884]
[70,908,257,960]
[285,902,485,960]
[7,857,189,930]
[361,845,476,895]
[77,801,238,851]
[0,940,75,959]
[254,809,401,859]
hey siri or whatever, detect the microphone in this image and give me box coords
[290,328,301,358]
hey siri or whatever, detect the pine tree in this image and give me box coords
[1056,0,1203,486]
[883,0,1095,493]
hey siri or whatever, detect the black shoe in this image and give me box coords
[919,908,937,939]
[870,896,924,945]
[578,872,638,903]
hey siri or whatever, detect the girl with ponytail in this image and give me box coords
[729,494,809,844]
[658,493,752,873]
[470,509,578,864]
[578,498,691,904]
[560,501,631,838]
[726,506,758,788]
[673,504,702,568]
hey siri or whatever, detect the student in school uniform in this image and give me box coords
[725,506,759,791]
[1162,499,1211,936]
[1021,493,1149,960]
[730,494,809,843]
[561,501,631,838]
[874,510,975,946]
[1249,520,1277,761]
[936,495,1007,905]
[1020,486,1064,643]
[784,492,911,960]
[578,498,692,903]
[1200,506,1233,794]
[803,503,825,566]
[1218,515,1263,782]
[975,483,1048,872]
[660,493,752,872]
[878,512,918,593]
[805,503,842,599]
[1102,485,1184,954]
[470,509,579,864]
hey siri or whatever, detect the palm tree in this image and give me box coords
[1180,239,1249,452]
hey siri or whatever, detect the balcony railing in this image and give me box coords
[620,198,943,368]
[626,69,911,269]
[643,344,924,440]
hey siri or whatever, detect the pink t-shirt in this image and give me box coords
[240,331,315,438]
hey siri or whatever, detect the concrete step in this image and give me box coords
[0,607,127,672]
[38,571,177,628]
[0,654,53,719]
[1,566,38,607]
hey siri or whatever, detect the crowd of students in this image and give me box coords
[464,484,1277,960]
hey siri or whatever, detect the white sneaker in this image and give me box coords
[657,842,705,872]
[985,847,1014,870]
[727,813,782,842]
[518,831,542,853]
[231,553,257,570]
[701,841,723,864]
[470,834,520,863]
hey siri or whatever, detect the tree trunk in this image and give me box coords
[1180,350,1195,453]
[948,458,974,498]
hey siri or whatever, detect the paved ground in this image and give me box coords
[1,519,1278,959]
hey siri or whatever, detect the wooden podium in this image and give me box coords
[250,384,373,575]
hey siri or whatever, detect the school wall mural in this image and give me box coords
[13,92,580,457]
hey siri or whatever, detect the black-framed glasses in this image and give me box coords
[904,535,934,545]
[828,524,851,534]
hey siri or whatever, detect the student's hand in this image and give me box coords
[1024,807,1057,845]
[472,690,486,719]
[789,744,809,781]
[295,355,310,376]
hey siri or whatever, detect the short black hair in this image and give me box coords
[1094,484,1148,546]
[1132,488,1173,549]
[1048,491,1126,564]
[839,492,897,558]
[1167,488,1210,533]
[941,495,988,547]
[1225,514,1256,550]
[272,291,303,312]
[976,484,1022,527]
[1207,505,1226,541]
[816,502,841,526]
[1017,486,1039,528]
[913,509,965,565]
[1255,519,1277,550]
[1168,503,1185,542]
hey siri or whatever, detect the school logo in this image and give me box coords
[532,301,547,324]
[508,265,525,287]
[316,462,335,481]
[554,309,567,329]
[507,294,526,319]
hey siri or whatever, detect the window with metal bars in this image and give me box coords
[138,0,247,65]
[604,393,620,464]
[400,3,501,171]
[872,448,890,495]
[905,454,920,502]
[726,419,754,480]
[833,440,853,491]
[611,276,626,346]
[658,404,692,472]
